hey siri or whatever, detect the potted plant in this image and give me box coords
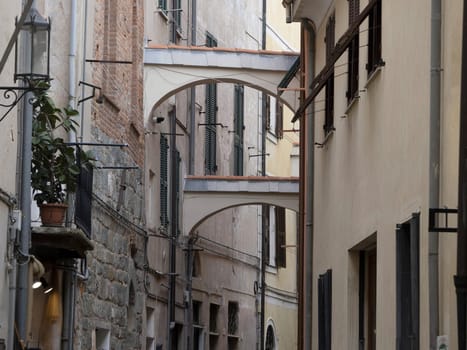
[31,81,94,226]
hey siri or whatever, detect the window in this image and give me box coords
[174,149,181,235]
[160,135,169,227]
[318,269,332,350]
[158,0,167,14]
[233,85,244,176]
[170,0,181,42]
[265,325,276,350]
[228,301,239,335]
[396,214,420,350]
[347,0,360,102]
[266,206,286,268]
[324,13,335,134]
[209,303,219,349]
[146,307,155,350]
[266,96,284,139]
[359,247,377,350]
[205,33,218,175]
[367,0,382,75]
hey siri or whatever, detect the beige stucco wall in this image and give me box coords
[309,0,450,348]
[0,3,21,345]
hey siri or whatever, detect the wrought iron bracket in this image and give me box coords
[0,85,39,122]
[429,208,458,233]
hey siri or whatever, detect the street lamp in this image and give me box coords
[0,5,50,122]
[14,6,50,83]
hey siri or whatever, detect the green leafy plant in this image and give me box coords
[31,81,94,205]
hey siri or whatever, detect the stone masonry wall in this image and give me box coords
[73,0,146,349]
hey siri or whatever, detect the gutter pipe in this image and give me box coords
[260,1,267,350]
[62,2,78,349]
[429,0,441,349]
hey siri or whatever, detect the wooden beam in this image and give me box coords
[292,0,378,122]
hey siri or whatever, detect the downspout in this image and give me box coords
[16,0,37,345]
[260,1,267,350]
[188,0,196,175]
[300,20,315,350]
[3,189,17,350]
[62,1,78,349]
[429,0,441,349]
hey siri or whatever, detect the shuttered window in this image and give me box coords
[160,135,169,227]
[324,13,335,134]
[318,269,332,350]
[347,0,360,102]
[265,96,284,139]
[158,0,167,13]
[367,0,382,75]
[233,85,244,176]
[396,214,420,350]
[205,33,218,175]
[175,150,181,235]
[275,207,286,268]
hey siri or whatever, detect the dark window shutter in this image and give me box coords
[175,150,181,235]
[325,13,335,134]
[265,95,271,131]
[276,101,284,139]
[160,135,169,227]
[234,85,244,175]
[275,207,286,268]
[396,214,420,350]
[158,0,167,12]
[75,164,93,238]
[318,269,332,350]
[367,0,382,75]
[347,0,360,102]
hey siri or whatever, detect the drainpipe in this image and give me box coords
[2,190,17,350]
[61,2,78,349]
[16,1,37,345]
[429,0,441,349]
[188,0,196,175]
[299,21,315,350]
[455,0,467,348]
[260,2,267,350]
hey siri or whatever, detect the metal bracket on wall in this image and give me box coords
[0,85,47,122]
[429,208,458,233]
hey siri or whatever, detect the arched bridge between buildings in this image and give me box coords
[183,176,299,235]
[144,45,300,120]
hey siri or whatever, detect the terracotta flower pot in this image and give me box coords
[39,203,68,227]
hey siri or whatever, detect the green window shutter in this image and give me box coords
[275,207,286,268]
[205,33,218,175]
[234,85,244,176]
[160,135,169,227]
[158,0,167,12]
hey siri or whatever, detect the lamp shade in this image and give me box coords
[15,7,50,82]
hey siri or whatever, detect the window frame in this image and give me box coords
[233,85,244,176]
[366,0,383,76]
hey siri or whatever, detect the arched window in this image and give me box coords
[265,325,275,350]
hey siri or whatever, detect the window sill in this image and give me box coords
[156,9,169,21]
[364,62,385,89]
[315,129,335,149]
